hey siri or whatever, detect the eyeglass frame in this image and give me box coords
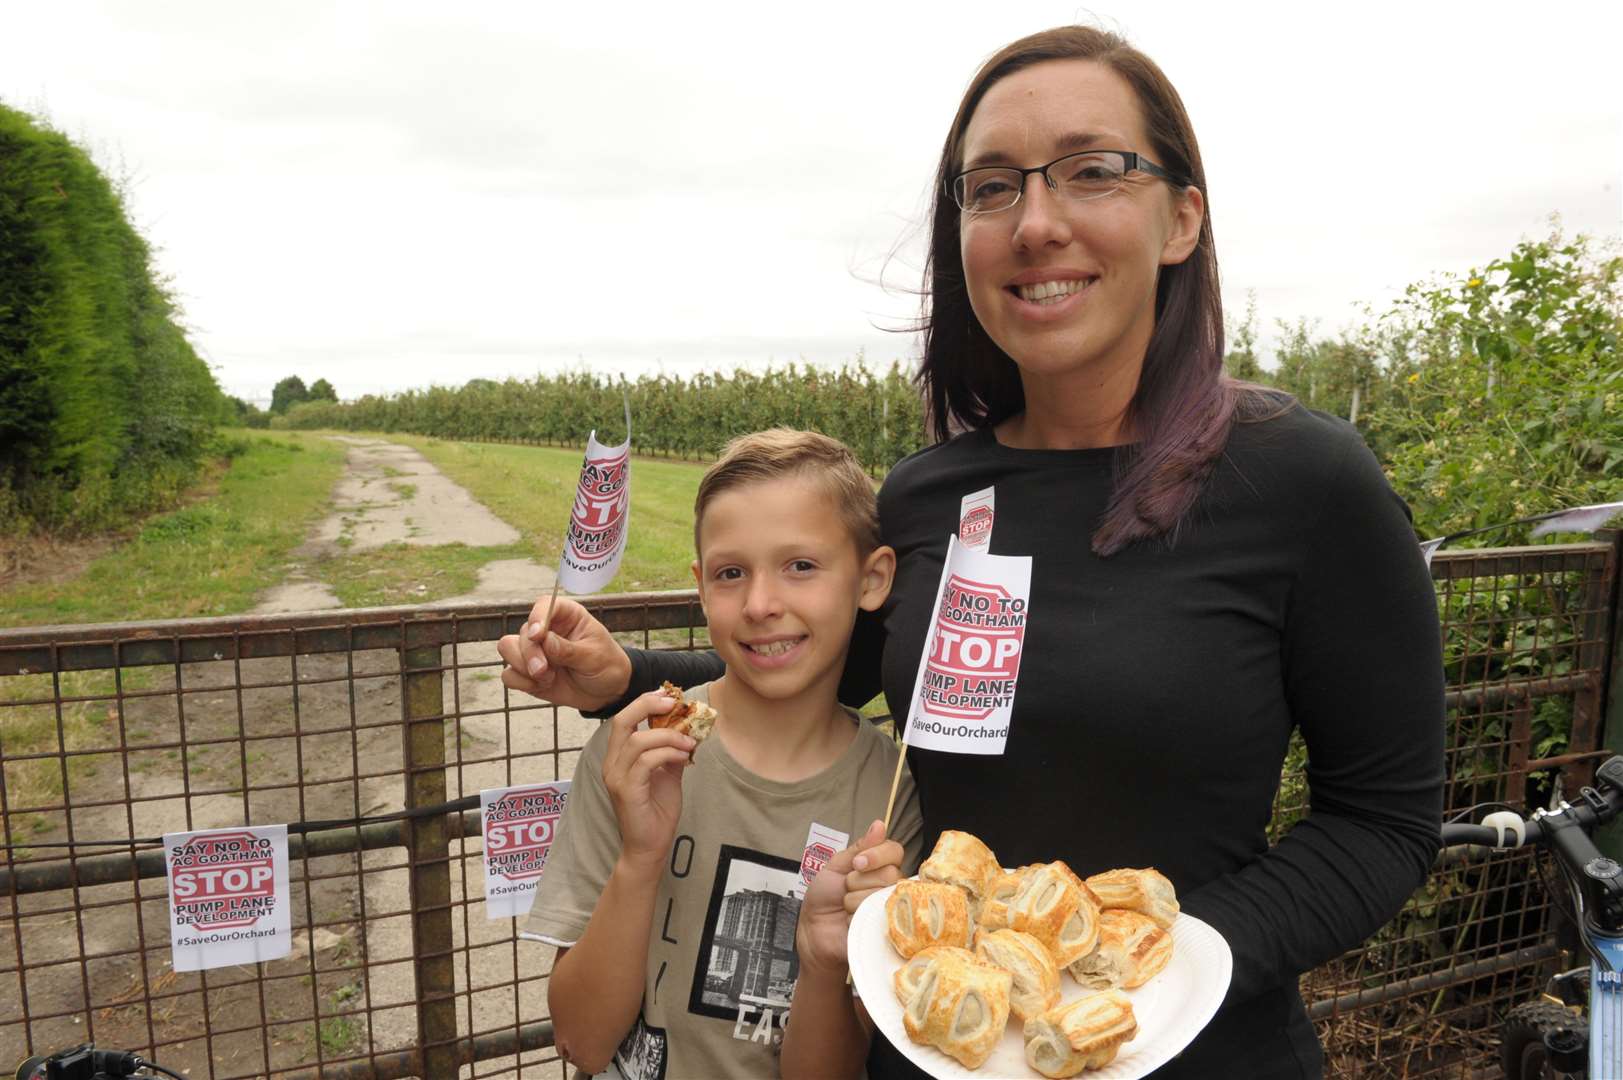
[948,150,1194,215]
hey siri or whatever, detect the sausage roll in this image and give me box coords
[978,864,1040,931]
[886,879,973,958]
[894,945,976,1006]
[1001,861,1102,967]
[919,830,1001,919]
[974,928,1061,1023]
[1084,867,1179,930]
[901,948,1013,1070]
[1067,909,1174,990]
[1022,990,1138,1078]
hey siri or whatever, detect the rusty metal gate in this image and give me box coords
[1,538,1619,1078]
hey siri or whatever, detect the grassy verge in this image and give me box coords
[0,430,346,627]
[383,434,704,591]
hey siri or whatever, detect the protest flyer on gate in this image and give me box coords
[164,825,291,972]
[481,781,571,919]
[903,535,1032,755]
[558,424,631,595]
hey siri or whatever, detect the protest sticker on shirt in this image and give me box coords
[957,485,996,550]
[481,781,572,919]
[558,416,632,594]
[165,825,291,972]
[903,535,1032,756]
[794,821,850,900]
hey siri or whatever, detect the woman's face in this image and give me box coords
[957,59,1203,392]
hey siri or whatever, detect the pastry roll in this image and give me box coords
[1084,867,1179,929]
[894,945,975,1006]
[978,864,1039,930]
[1004,861,1101,967]
[919,830,1001,918]
[901,949,1013,1070]
[975,928,1061,1023]
[1068,909,1174,990]
[1023,990,1138,1078]
[886,880,973,958]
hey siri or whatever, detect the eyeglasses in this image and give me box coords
[949,150,1191,215]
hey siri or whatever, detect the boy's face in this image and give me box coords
[693,475,894,707]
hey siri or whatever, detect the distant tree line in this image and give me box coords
[277,360,927,474]
[0,103,230,535]
[231,375,338,428]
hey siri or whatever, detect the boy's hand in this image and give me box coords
[602,691,695,871]
[796,820,905,979]
[497,597,633,712]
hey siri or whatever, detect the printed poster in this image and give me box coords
[558,413,632,594]
[902,535,1032,755]
[481,781,571,919]
[165,825,292,972]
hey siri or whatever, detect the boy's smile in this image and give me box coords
[694,475,892,711]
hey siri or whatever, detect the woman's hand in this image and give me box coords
[796,819,906,978]
[602,691,695,870]
[496,597,633,712]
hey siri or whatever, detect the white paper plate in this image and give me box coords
[848,883,1231,1079]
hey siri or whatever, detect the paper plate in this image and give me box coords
[847,883,1231,1079]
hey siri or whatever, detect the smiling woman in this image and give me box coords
[500,23,1444,1080]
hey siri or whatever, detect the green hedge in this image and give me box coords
[0,104,228,533]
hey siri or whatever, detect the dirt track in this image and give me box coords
[2,436,582,1077]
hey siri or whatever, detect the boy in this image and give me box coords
[522,430,925,1079]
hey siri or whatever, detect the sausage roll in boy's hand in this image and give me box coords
[1067,909,1174,990]
[886,879,973,957]
[1083,867,1179,930]
[1022,991,1138,1078]
[651,681,718,755]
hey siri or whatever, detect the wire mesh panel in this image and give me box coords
[0,595,705,1080]
[1,542,1618,1078]
[1288,540,1617,1077]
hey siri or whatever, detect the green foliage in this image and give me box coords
[0,102,227,532]
[271,374,309,415]
[309,377,338,402]
[279,357,926,471]
[1365,231,1623,539]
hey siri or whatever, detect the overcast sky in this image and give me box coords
[4,1,1619,404]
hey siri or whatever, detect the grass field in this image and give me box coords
[0,430,710,629]
[0,431,347,627]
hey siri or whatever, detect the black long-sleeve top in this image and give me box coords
[620,404,1445,1078]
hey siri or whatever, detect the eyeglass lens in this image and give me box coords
[954,151,1130,213]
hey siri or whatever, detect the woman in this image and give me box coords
[501,26,1443,1078]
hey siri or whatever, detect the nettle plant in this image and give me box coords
[1365,229,1623,541]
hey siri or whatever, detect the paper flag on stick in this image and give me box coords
[1419,537,1446,568]
[557,400,632,595]
[1529,500,1623,539]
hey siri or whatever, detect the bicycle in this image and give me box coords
[13,1044,185,1080]
[1440,754,1623,1079]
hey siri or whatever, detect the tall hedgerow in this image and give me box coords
[0,103,228,533]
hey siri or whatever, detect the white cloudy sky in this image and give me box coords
[3,1,1619,404]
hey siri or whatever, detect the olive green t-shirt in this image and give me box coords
[523,683,925,1080]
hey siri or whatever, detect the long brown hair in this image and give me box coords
[917,26,1279,555]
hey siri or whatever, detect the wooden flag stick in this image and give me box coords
[880,715,914,832]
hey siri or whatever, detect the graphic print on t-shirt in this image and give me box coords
[613,1011,667,1080]
[688,844,803,1034]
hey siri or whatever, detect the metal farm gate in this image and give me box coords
[1,538,1619,1078]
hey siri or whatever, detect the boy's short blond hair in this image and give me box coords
[694,429,881,555]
